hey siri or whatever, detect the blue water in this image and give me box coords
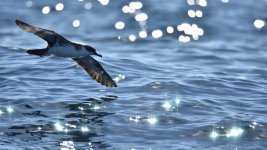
[0,0,267,149]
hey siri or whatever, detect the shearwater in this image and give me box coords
[15,20,117,87]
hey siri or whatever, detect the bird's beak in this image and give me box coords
[96,53,102,58]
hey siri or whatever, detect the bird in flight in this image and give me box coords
[15,20,117,87]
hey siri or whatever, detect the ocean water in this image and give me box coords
[0,0,267,149]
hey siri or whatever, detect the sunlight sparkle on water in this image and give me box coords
[81,127,89,132]
[177,23,204,41]
[147,116,157,124]
[221,0,229,3]
[226,127,244,137]
[178,35,191,43]
[187,0,195,5]
[139,31,147,38]
[195,10,203,17]
[60,141,75,150]
[42,6,50,14]
[55,122,64,131]
[177,23,191,32]
[98,0,109,6]
[175,98,181,105]
[135,13,148,22]
[66,123,77,128]
[129,34,136,41]
[130,116,141,123]
[72,20,80,28]
[152,29,163,38]
[115,21,125,30]
[167,26,174,33]
[119,74,125,79]
[129,1,143,10]
[254,19,265,29]
[162,102,172,110]
[210,131,219,139]
[122,5,131,13]
[7,107,14,113]
[63,128,69,133]
[93,105,100,111]
[249,121,260,129]
[198,0,207,7]
[114,74,126,82]
[0,110,3,115]
[122,1,143,14]
[114,77,119,82]
[55,3,64,11]
[85,2,92,10]
[188,10,196,18]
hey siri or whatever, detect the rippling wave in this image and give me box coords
[0,0,267,149]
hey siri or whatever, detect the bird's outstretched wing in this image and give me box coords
[73,56,117,87]
[15,19,71,46]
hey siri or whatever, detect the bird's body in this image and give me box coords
[15,19,117,87]
[48,44,90,57]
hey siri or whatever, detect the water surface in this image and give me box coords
[0,0,267,149]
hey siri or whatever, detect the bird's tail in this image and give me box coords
[26,48,48,56]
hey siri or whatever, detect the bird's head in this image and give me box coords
[84,45,102,58]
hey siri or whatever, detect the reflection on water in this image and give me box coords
[0,95,117,149]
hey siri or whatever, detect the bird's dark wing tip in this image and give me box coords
[106,82,118,88]
[97,75,118,88]
[111,82,118,87]
[15,19,23,26]
[73,57,118,88]
[15,19,33,32]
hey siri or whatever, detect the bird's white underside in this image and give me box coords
[48,46,91,58]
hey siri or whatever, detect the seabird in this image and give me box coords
[15,19,117,87]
